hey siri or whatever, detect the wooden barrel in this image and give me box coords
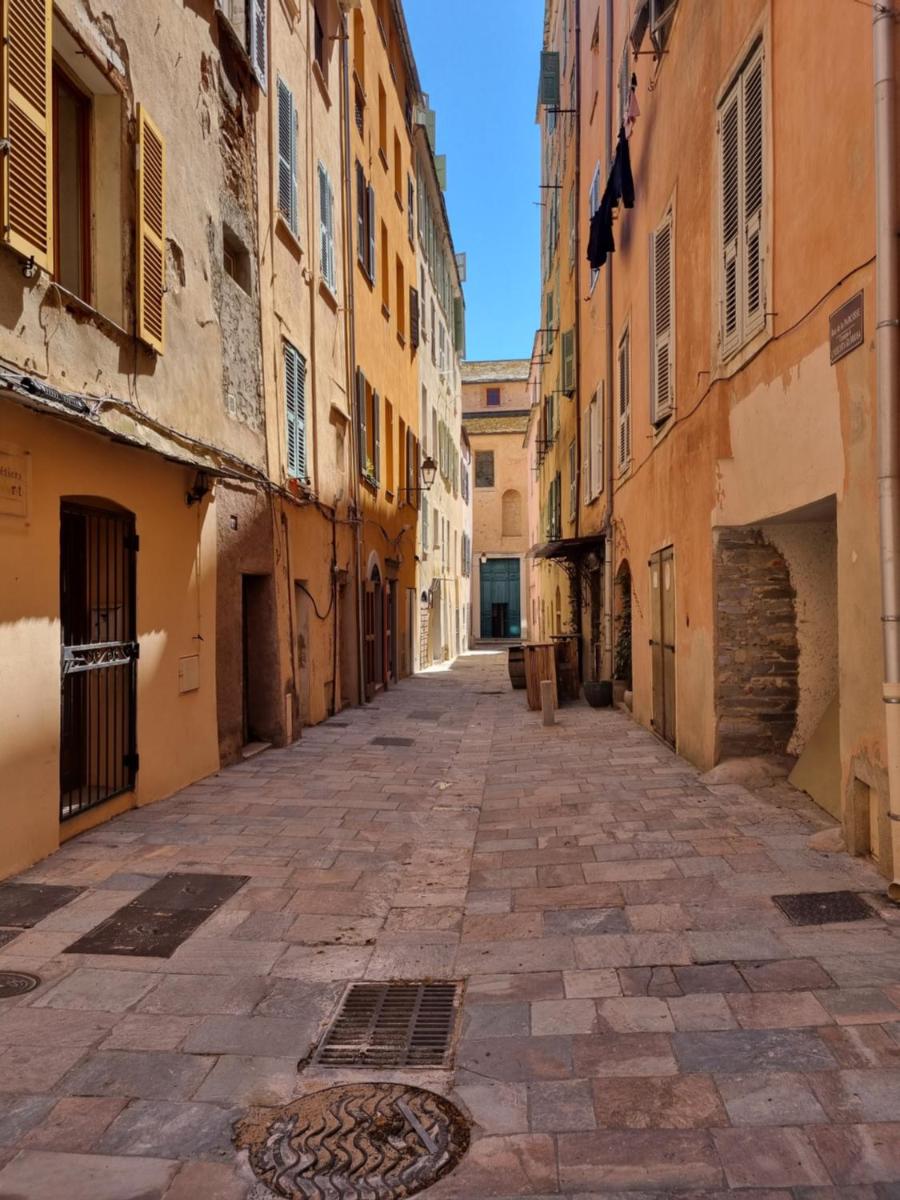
[508,644,526,690]
[524,643,557,711]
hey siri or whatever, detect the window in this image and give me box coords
[651,209,674,422]
[355,369,380,484]
[380,222,389,311]
[223,225,251,293]
[588,163,601,291]
[583,383,604,501]
[475,450,494,488]
[719,42,765,358]
[486,387,501,407]
[410,286,420,349]
[277,77,298,233]
[357,161,376,281]
[355,81,365,135]
[53,67,91,300]
[568,440,577,519]
[407,175,415,242]
[353,9,365,81]
[395,256,405,338]
[545,290,555,355]
[430,298,436,365]
[617,327,631,472]
[284,342,308,480]
[547,473,562,539]
[561,328,575,394]
[385,398,394,494]
[650,0,678,53]
[378,79,387,162]
[249,0,267,89]
[318,163,336,292]
[314,3,326,75]
[617,40,630,131]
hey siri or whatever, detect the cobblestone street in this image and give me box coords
[1,651,900,1197]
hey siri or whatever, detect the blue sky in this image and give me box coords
[405,0,544,364]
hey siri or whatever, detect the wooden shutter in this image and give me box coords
[356,160,366,267]
[652,212,673,422]
[1,0,52,271]
[248,0,267,90]
[719,86,740,356]
[562,328,575,394]
[372,389,380,484]
[568,440,577,518]
[136,105,166,354]
[540,51,560,107]
[743,47,764,338]
[367,183,376,283]
[617,333,630,470]
[582,401,591,504]
[318,163,335,289]
[410,285,420,349]
[284,343,307,480]
[277,78,296,232]
[356,368,367,477]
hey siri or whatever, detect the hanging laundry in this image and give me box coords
[625,82,641,139]
[587,192,615,270]
[610,129,635,209]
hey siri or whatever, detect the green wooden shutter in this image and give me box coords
[277,78,297,231]
[540,50,560,107]
[284,343,307,479]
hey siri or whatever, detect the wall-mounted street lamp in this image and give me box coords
[401,454,438,501]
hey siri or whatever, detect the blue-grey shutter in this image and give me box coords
[277,78,297,231]
[249,0,267,90]
[284,343,307,480]
[367,184,376,283]
[540,50,560,107]
[356,161,366,267]
[356,368,367,477]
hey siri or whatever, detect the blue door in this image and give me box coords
[480,558,521,639]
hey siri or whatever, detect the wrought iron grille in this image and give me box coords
[60,502,138,820]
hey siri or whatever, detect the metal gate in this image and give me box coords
[60,502,138,820]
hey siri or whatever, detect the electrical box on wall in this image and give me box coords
[178,655,200,693]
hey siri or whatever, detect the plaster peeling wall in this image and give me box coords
[766,522,839,756]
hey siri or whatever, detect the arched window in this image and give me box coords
[501,489,522,536]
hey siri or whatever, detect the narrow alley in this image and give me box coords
[0,653,899,1197]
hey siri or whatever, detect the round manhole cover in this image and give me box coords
[235,1083,469,1199]
[0,971,40,999]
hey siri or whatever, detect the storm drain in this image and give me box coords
[0,883,84,927]
[773,890,875,925]
[235,1082,469,1200]
[371,736,415,748]
[0,971,40,999]
[313,981,462,1069]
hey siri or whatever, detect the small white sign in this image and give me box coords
[0,442,29,519]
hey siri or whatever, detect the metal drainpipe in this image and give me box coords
[573,0,584,681]
[340,11,367,707]
[601,0,615,683]
[873,2,900,901]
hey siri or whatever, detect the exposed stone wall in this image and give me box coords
[715,529,799,759]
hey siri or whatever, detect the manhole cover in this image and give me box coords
[773,890,875,925]
[235,1083,469,1200]
[0,971,40,998]
[371,737,414,748]
[314,981,462,1068]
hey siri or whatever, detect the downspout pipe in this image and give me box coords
[340,11,367,707]
[873,3,900,902]
[601,0,615,684]
[573,0,584,682]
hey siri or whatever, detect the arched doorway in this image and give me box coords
[615,560,633,689]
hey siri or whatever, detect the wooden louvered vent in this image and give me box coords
[2,0,52,269]
[136,105,165,353]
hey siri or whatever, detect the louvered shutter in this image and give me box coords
[592,384,604,497]
[652,213,673,422]
[284,344,307,480]
[356,368,367,477]
[742,48,764,338]
[248,0,267,90]
[136,105,166,354]
[617,334,630,470]
[372,390,380,485]
[356,161,366,267]
[719,87,740,356]
[410,286,420,349]
[318,163,336,290]
[367,184,376,284]
[583,402,592,504]
[1,0,52,271]
[562,328,575,394]
[277,78,297,232]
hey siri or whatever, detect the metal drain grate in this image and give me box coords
[773,890,875,925]
[313,981,462,1068]
[235,1083,470,1200]
[0,971,40,998]
[371,736,415,748]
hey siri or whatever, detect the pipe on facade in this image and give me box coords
[601,0,615,684]
[573,0,585,684]
[873,2,900,902]
[340,9,367,707]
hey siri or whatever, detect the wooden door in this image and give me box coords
[649,547,676,746]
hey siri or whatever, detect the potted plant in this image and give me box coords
[583,678,613,707]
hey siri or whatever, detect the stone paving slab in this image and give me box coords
[0,651,899,1197]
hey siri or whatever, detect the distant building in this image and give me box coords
[462,360,533,643]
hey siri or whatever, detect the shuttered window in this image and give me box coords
[475,450,494,488]
[617,328,631,472]
[248,0,267,90]
[277,78,298,233]
[651,210,674,423]
[719,42,765,358]
[318,162,336,290]
[583,383,604,502]
[410,285,420,349]
[356,367,367,478]
[284,341,308,480]
[568,440,577,519]
[136,105,166,353]
[2,0,52,271]
[561,327,575,394]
